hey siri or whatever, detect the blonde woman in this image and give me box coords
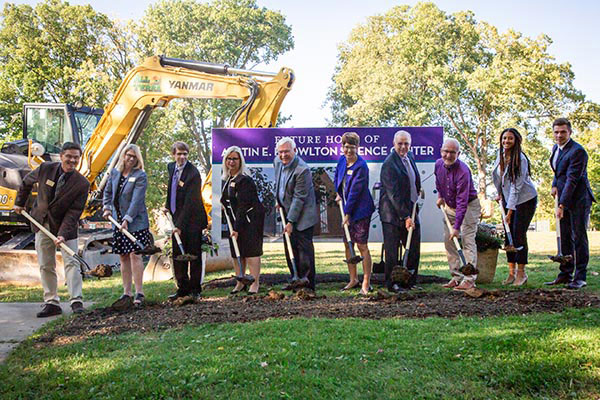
[221,146,265,294]
[103,144,151,307]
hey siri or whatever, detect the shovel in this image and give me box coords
[162,210,198,262]
[441,205,478,276]
[107,216,161,255]
[278,206,310,289]
[20,210,91,277]
[337,199,363,264]
[496,199,522,253]
[548,195,573,265]
[222,201,255,286]
[394,189,425,287]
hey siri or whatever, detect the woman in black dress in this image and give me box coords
[102,144,152,307]
[221,146,265,294]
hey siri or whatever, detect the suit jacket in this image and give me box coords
[274,155,318,231]
[550,139,595,209]
[334,155,375,222]
[492,151,537,210]
[379,150,421,226]
[102,168,149,232]
[15,161,90,241]
[165,161,208,233]
[221,173,265,232]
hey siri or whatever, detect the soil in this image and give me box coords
[35,273,599,347]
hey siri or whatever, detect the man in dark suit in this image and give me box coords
[274,137,319,291]
[165,141,208,300]
[545,118,596,289]
[14,142,90,317]
[379,130,422,292]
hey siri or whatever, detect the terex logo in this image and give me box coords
[169,80,214,91]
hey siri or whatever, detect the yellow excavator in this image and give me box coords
[0,55,294,282]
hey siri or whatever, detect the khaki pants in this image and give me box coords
[35,231,82,305]
[443,199,481,283]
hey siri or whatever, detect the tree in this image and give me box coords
[132,0,294,175]
[327,2,585,195]
[0,0,127,140]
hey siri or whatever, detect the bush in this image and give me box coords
[475,223,503,252]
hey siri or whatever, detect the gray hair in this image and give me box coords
[393,130,412,144]
[276,137,297,151]
[221,146,247,180]
[116,144,144,172]
[442,138,460,151]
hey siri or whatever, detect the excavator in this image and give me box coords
[0,55,294,282]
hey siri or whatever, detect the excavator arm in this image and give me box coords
[80,55,294,192]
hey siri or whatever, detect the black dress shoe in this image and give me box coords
[566,280,587,290]
[71,301,85,314]
[168,292,189,301]
[191,291,202,300]
[544,276,571,286]
[37,303,62,318]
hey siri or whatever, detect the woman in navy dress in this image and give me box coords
[103,144,152,306]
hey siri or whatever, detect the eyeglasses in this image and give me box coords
[125,153,137,159]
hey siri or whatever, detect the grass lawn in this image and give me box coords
[1,232,599,399]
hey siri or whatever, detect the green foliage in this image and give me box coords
[0,0,128,140]
[327,1,587,210]
[476,222,503,252]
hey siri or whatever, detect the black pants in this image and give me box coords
[558,201,592,282]
[503,196,537,265]
[283,225,316,290]
[172,230,203,295]
[382,219,421,289]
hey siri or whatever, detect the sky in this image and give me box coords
[3,0,600,128]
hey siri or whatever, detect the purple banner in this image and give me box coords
[212,127,443,164]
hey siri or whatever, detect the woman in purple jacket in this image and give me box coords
[334,132,376,295]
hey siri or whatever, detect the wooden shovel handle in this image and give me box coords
[20,210,76,257]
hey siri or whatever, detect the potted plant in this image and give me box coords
[475,223,503,283]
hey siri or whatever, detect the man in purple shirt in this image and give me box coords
[435,138,481,290]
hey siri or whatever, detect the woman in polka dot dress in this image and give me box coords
[102,144,153,307]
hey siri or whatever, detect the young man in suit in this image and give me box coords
[274,137,319,291]
[379,130,422,292]
[14,142,90,317]
[545,118,596,289]
[165,141,208,300]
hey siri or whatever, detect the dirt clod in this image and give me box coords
[172,295,195,307]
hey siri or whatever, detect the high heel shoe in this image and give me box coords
[513,274,528,286]
[503,275,515,285]
[341,280,361,291]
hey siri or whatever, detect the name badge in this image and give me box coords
[347,170,353,175]
[128,177,136,183]
[178,180,184,187]
[46,179,55,187]
[230,182,236,187]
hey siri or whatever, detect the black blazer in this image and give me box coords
[16,162,90,241]
[379,151,421,226]
[550,139,595,209]
[165,161,208,233]
[221,174,265,232]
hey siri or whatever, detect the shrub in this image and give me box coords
[476,223,503,252]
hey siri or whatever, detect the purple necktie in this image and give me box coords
[170,168,179,213]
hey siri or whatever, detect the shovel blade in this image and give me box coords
[291,277,310,289]
[459,263,479,276]
[135,244,162,256]
[175,253,198,262]
[548,254,574,265]
[391,265,413,287]
[345,255,364,264]
[235,274,255,285]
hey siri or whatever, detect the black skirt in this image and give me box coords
[112,227,153,255]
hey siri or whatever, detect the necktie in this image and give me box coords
[403,157,418,203]
[170,168,179,213]
[54,172,67,198]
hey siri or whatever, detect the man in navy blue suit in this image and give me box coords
[545,118,596,289]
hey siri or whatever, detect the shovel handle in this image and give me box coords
[496,200,515,246]
[337,200,353,242]
[20,210,76,257]
[222,206,241,258]
[278,206,296,261]
[163,210,186,252]
[107,215,139,244]
[441,206,462,250]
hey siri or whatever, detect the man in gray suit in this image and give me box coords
[274,137,319,291]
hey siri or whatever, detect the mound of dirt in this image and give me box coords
[36,288,599,347]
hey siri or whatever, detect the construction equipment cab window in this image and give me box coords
[25,105,74,154]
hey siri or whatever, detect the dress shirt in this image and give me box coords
[434,158,478,230]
